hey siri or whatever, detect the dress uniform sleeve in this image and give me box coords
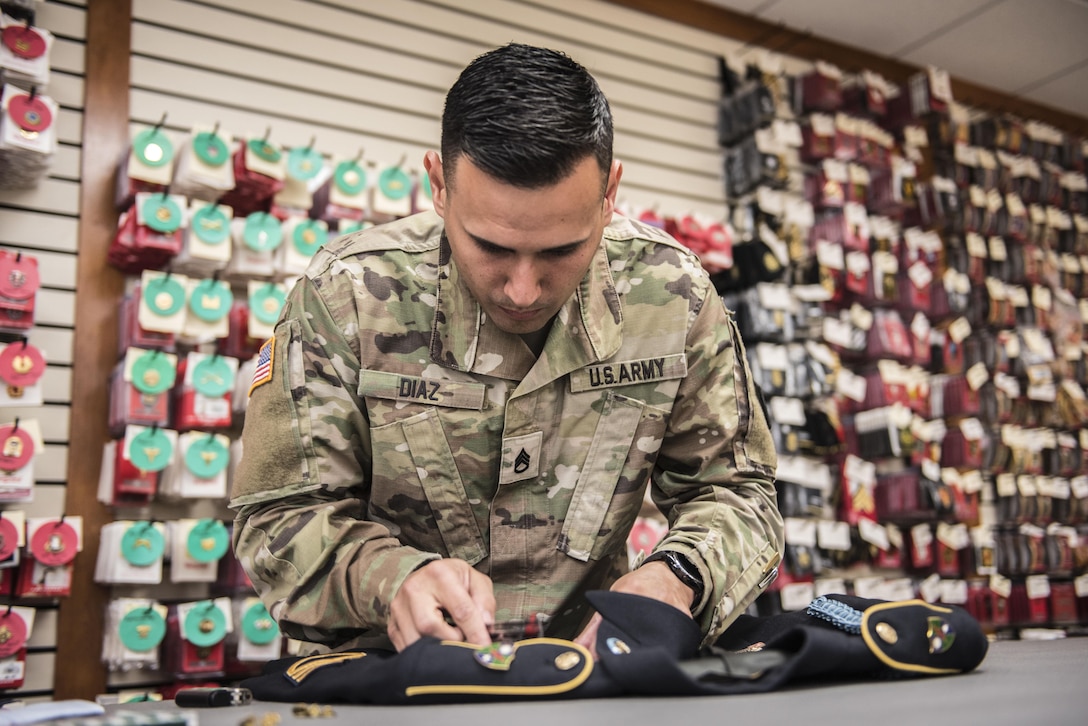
[229,272,439,647]
[649,287,784,646]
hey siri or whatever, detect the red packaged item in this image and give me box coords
[799,61,843,113]
[164,601,228,678]
[118,290,176,355]
[0,607,30,689]
[173,353,236,432]
[109,348,178,436]
[940,418,987,469]
[216,138,286,217]
[107,194,186,274]
[0,251,39,332]
[842,72,889,118]
[800,113,838,163]
[14,518,81,598]
[217,301,264,361]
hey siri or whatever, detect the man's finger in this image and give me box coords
[573,612,602,660]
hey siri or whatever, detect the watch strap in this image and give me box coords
[642,550,705,613]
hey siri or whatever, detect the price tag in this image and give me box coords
[1025,574,1050,600]
[858,518,889,551]
[938,580,969,605]
[948,318,972,344]
[779,582,815,612]
[919,573,941,603]
[966,362,989,391]
[817,520,852,551]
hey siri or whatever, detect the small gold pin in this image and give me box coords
[875,622,898,644]
[606,637,631,655]
[553,651,581,671]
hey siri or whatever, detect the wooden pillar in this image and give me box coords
[53,0,131,700]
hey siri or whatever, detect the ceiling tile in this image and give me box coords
[695,0,1088,120]
[1019,63,1088,118]
[898,0,1088,93]
[741,0,997,59]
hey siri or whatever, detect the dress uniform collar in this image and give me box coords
[431,230,623,387]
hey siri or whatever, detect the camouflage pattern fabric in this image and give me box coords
[230,210,783,652]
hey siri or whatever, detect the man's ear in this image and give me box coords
[603,159,622,218]
[423,150,446,218]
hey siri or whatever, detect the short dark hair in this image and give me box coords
[441,43,613,192]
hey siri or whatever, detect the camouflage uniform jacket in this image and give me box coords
[230,210,783,651]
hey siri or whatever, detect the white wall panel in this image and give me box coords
[128,0,735,216]
[0,1,85,696]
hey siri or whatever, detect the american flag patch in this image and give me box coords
[248,336,275,396]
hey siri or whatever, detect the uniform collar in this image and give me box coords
[431,231,623,386]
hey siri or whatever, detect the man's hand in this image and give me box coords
[573,561,695,658]
[388,559,496,651]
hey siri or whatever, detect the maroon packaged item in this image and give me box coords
[798,62,844,113]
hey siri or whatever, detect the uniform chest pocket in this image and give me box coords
[557,391,669,562]
[367,407,488,566]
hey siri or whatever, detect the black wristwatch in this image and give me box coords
[642,550,705,612]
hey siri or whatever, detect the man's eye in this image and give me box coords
[477,240,511,256]
[544,245,580,258]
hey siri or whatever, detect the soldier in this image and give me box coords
[230,42,784,657]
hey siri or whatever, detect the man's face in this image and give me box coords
[425,151,622,335]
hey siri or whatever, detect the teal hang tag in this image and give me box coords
[241,602,280,645]
[250,285,286,326]
[378,166,412,201]
[247,138,281,163]
[133,128,174,168]
[120,522,165,567]
[292,219,327,257]
[183,602,227,647]
[188,278,233,323]
[287,146,324,181]
[141,195,183,234]
[191,204,231,245]
[119,607,167,652]
[143,275,186,317]
[334,160,367,195]
[131,350,176,395]
[191,356,233,398]
[242,213,283,252]
[129,427,173,472]
[193,130,229,167]
[185,434,230,478]
[186,519,229,563]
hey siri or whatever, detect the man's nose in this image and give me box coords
[504,258,541,307]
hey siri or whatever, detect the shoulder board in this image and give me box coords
[324,211,443,258]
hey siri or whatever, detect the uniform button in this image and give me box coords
[553,651,581,671]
